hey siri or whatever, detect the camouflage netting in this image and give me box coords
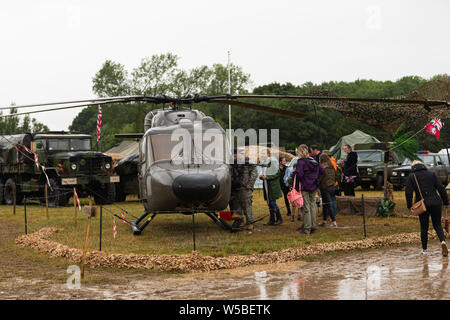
[16,227,437,272]
[307,77,450,134]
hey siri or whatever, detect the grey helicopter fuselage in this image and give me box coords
[138,106,231,213]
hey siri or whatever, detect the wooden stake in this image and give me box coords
[80,197,93,279]
[73,188,77,226]
[80,215,91,279]
[45,183,49,219]
[13,182,16,215]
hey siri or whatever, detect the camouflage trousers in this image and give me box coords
[230,189,254,224]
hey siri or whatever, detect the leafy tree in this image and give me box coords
[0,107,49,135]
[70,53,251,150]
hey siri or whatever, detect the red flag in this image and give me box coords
[427,118,443,138]
[96,105,102,142]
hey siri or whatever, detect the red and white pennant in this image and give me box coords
[113,216,117,239]
[120,210,127,224]
[73,188,81,210]
[96,105,102,142]
[22,146,39,169]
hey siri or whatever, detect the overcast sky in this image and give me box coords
[0,0,449,131]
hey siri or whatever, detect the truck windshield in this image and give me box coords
[47,138,91,151]
[70,139,91,151]
[403,155,435,166]
[356,151,382,162]
[48,139,69,151]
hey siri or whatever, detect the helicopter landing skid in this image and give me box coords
[204,212,240,233]
[130,212,157,235]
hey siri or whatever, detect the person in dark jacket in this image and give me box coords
[405,160,448,256]
[310,145,322,162]
[279,157,292,217]
[318,154,339,227]
[295,145,325,234]
[342,144,358,196]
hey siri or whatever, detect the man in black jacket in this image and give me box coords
[342,144,358,196]
[405,160,448,256]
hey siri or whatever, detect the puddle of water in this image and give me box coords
[2,242,449,299]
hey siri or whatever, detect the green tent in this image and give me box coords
[329,130,380,161]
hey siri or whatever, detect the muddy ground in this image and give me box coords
[1,217,448,299]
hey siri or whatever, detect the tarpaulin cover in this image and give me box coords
[336,196,382,217]
[329,130,380,161]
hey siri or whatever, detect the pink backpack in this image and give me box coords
[287,174,304,208]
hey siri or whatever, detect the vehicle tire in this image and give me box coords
[115,183,126,202]
[94,184,115,205]
[4,178,23,205]
[375,174,384,191]
[361,183,371,190]
[47,178,69,207]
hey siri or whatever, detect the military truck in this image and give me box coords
[0,132,120,206]
[113,153,139,202]
[354,143,403,191]
[391,152,449,190]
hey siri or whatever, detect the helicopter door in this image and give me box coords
[139,137,150,199]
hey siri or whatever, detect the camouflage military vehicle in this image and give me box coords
[113,153,139,202]
[354,143,403,191]
[0,132,120,206]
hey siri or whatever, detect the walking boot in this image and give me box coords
[264,219,275,226]
[442,241,448,257]
[274,217,283,225]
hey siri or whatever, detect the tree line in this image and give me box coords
[5,52,447,153]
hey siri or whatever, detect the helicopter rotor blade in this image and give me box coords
[0,98,132,119]
[229,95,450,107]
[210,99,308,119]
[0,95,146,111]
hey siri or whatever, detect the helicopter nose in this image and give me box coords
[172,174,220,204]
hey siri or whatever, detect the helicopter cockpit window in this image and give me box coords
[149,133,226,164]
[70,139,91,151]
[48,139,69,151]
[150,134,183,162]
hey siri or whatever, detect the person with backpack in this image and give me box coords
[318,154,339,227]
[323,149,339,216]
[294,145,324,234]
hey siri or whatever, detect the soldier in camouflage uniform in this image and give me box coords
[230,148,258,230]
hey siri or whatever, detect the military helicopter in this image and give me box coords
[1,94,448,234]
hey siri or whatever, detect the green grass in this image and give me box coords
[0,189,422,257]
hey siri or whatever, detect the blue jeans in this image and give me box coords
[269,200,281,221]
[331,186,337,215]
